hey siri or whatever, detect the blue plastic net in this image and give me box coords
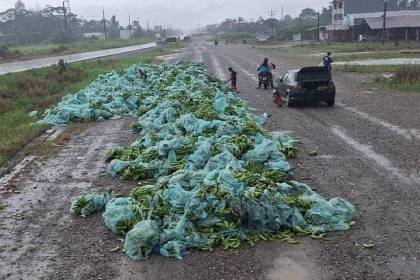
[66,62,356,260]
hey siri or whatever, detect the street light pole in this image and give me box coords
[382,0,388,44]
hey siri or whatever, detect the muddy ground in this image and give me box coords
[1,39,420,280]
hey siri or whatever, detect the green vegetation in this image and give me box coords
[1,38,153,62]
[335,51,420,62]
[283,42,420,54]
[0,44,180,166]
[215,32,256,42]
[336,64,420,94]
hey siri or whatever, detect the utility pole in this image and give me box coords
[62,2,68,30]
[281,6,284,21]
[65,0,71,14]
[382,0,388,44]
[269,9,276,39]
[102,9,107,40]
[62,2,68,42]
[317,11,320,41]
[129,15,132,39]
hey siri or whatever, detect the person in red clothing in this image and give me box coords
[225,67,239,92]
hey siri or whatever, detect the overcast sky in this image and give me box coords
[1,0,330,30]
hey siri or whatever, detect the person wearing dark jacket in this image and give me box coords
[323,51,333,75]
[257,58,276,89]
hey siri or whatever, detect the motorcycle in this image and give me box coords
[259,72,271,90]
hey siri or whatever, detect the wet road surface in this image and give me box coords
[1,39,420,280]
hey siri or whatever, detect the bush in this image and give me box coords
[394,67,420,83]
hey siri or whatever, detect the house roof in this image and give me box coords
[344,0,399,15]
[349,10,420,20]
[364,15,420,29]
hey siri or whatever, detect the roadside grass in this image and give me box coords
[283,42,420,54]
[336,64,420,93]
[0,44,180,167]
[215,32,257,43]
[1,38,153,62]
[335,51,420,62]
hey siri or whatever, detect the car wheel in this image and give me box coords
[286,94,294,107]
[326,99,335,107]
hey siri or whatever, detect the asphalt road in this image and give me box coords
[0,39,419,280]
[0,42,156,75]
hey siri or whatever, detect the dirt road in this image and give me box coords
[1,39,420,280]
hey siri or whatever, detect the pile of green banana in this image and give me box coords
[68,63,354,261]
[243,119,266,136]
[193,103,219,121]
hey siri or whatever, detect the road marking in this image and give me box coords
[192,45,204,63]
[336,101,420,141]
[218,55,258,81]
[332,126,420,186]
[209,52,227,80]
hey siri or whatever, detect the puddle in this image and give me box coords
[267,257,315,280]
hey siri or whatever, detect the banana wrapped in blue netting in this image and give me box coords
[63,62,355,260]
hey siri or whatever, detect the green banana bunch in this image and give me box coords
[140,150,159,161]
[243,120,266,136]
[130,186,157,201]
[70,196,90,216]
[115,218,139,235]
[171,159,186,171]
[216,220,237,231]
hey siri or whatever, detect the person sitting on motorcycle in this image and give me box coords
[257,58,275,89]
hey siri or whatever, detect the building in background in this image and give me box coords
[119,29,131,40]
[344,0,399,14]
[82,32,105,40]
[328,0,420,41]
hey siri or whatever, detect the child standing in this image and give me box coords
[225,67,238,93]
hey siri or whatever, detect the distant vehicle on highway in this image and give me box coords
[274,66,335,107]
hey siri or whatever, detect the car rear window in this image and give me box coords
[297,69,331,81]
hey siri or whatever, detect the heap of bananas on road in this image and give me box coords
[47,62,356,261]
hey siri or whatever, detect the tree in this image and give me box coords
[108,15,120,39]
[399,0,420,9]
[14,0,26,16]
[409,0,420,9]
[320,6,332,25]
[299,8,318,21]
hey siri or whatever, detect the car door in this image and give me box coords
[278,73,289,97]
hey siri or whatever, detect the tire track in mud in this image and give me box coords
[0,118,135,280]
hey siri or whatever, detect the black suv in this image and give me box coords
[274,67,335,107]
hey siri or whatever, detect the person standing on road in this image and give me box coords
[323,51,333,76]
[225,67,238,92]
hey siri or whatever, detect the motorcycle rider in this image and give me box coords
[257,58,275,89]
